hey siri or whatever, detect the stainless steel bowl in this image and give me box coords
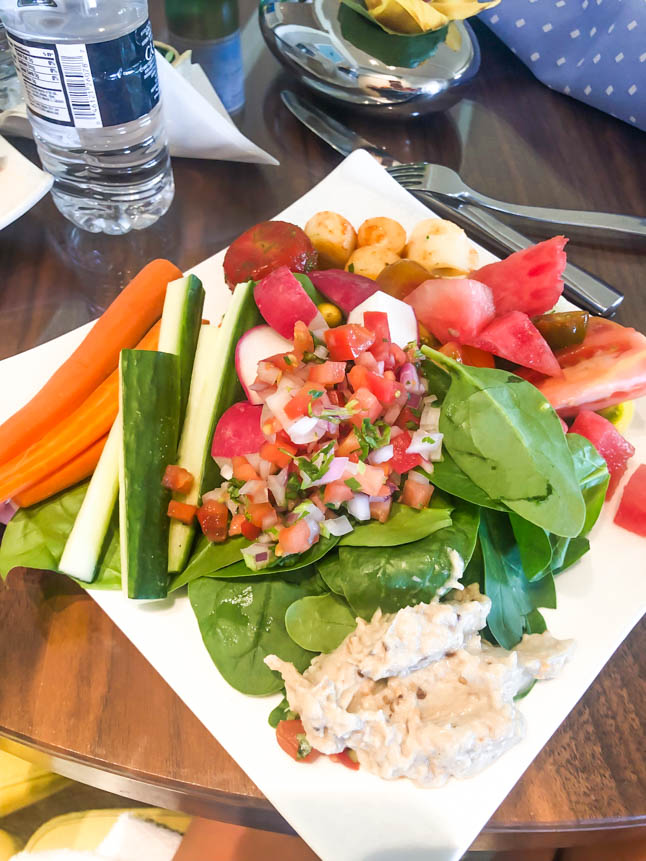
[259,0,481,117]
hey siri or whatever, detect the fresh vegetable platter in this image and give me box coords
[1,151,645,861]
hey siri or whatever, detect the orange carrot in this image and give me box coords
[0,259,182,467]
[0,321,161,503]
[13,435,108,508]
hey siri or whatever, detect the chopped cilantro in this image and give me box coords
[285,473,301,501]
[345,477,361,491]
[405,421,418,430]
[347,263,355,273]
[355,418,391,458]
[283,355,294,366]
[296,442,336,489]
[308,389,324,399]
[422,435,436,444]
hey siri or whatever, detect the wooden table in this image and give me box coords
[0,2,645,853]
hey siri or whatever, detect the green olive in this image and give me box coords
[318,301,343,327]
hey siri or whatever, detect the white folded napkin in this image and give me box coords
[10,813,183,861]
[0,51,277,165]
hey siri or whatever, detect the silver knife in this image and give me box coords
[281,90,624,317]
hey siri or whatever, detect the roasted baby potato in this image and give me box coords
[357,217,407,255]
[304,211,357,269]
[345,245,400,280]
[405,218,478,277]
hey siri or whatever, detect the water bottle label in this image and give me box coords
[7,20,160,129]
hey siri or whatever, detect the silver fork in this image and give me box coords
[387,163,646,238]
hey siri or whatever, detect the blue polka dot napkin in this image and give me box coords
[480,0,645,131]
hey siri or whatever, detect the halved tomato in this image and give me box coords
[223,221,317,288]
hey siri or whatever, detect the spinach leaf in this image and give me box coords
[524,608,547,634]
[324,500,479,620]
[339,502,451,547]
[479,509,556,650]
[552,535,590,575]
[567,433,609,535]
[423,348,586,538]
[509,513,552,581]
[428,450,507,511]
[168,535,251,591]
[0,481,120,589]
[420,358,451,403]
[285,592,357,653]
[316,551,346,595]
[268,696,297,728]
[188,568,322,696]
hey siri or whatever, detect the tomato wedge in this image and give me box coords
[535,318,646,417]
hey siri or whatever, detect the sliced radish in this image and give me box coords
[309,269,379,314]
[211,402,267,458]
[236,325,294,405]
[254,266,319,339]
[348,291,418,348]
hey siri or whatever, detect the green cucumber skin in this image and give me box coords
[171,275,205,424]
[168,281,262,573]
[120,350,180,599]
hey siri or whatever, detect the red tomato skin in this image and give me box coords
[365,311,391,363]
[275,719,321,762]
[569,410,635,498]
[614,465,646,536]
[324,324,375,361]
[308,362,347,385]
[388,431,423,474]
[197,500,229,542]
[241,519,262,540]
[223,221,317,288]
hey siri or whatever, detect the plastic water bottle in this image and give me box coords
[0,0,174,234]
[0,23,20,109]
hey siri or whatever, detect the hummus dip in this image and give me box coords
[265,585,574,787]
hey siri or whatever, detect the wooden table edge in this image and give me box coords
[3,727,646,851]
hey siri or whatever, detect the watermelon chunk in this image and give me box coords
[468,311,562,377]
[211,402,267,458]
[404,278,495,344]
[254,266,319,340]
[614,464,646,536]
[471,237,568,316]
[569,410,635,498]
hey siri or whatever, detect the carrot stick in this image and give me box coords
[13,435,108,508]
[0,321,161,503]
[0,259,182,467]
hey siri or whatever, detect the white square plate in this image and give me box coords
[1,150,644,861]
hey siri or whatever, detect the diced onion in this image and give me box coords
[408,470,430,486]
[241,543,273,569]
[368,444,393,465]
[267,468,288,508]
[245,453,261,471]
[321,515,354,537]
[313,344,329,360]
[347,493,371,521]
[406,428,443,462]
[288,416,327,445]
[308,456,349,487]
[240,479,266,497]
[420,404,441,433]
[294,500,326,522]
